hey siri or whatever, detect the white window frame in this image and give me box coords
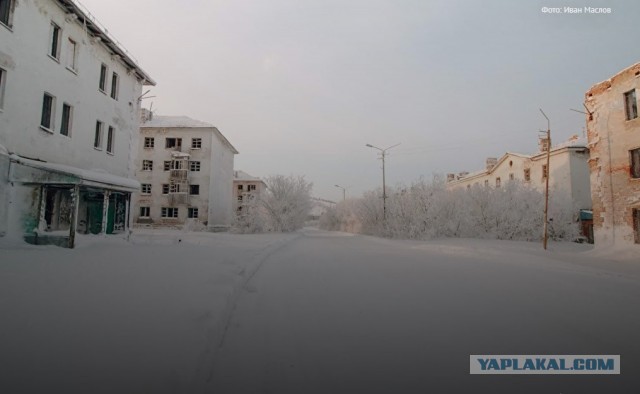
[191,138,202,149]
[161,207,179,218]
[141,184,152,194]
[189,161,201,172]
[142,160,153,171]
[144,137,154,148]
[40,92,55,132]
[106,125,115,154]
[139,206,150,218]
[60,103,72,137]
[162,184,169,194]
[99,63,107,92]
[0,0,15,29]
[94,120,103,149]
[110,72,119,100]
[66,38,78,72]
[49,22,61,61]
[188,208,199,219]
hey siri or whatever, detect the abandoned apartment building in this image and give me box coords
[446,135,593,242]
[133,113,238,231]
[233,170,267,213]
[0,0,154,247]
[585,61,640,247]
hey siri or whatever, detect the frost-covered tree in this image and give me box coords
[233,174,313,233]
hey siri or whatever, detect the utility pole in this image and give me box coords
[334,184,346,201]
[539,109,551,250]
[366,143,400,221]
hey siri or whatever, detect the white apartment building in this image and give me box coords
[233,170,267,213]
[134,114,238,231]
[0,0,154,247]
[446,135,593,239]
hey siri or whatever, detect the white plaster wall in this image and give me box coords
[0,0,144,180]
[208,131,235,230]
[569,150,592,210]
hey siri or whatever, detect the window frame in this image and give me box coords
[524,168,531,182]
[141,184,152,194]
[94,120,104,149]
[165,137,182,149]
[49,22,62,61]
[189,184,200,195]
[162,184,170,195]
[144,137,155,148]
[139,206,151,218]
[630,148,640,179]
[40,92,55,132]
[142,159,153,171]
[188,207,199,219]
[110,72,119,100]
[189,161,201,172]
[98,63,107,92]
[106,125,115,154]
[191,138,202,149]
[0,0,15,29]
[161,207,179,218]
[66,38,78,72]
[624,89,638,121]
[60,103,72,137]
[0,67,6,110]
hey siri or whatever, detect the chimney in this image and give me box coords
[446,173,455,182]
[486,158,497,171]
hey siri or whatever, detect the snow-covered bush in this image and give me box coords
[232,174,313,233]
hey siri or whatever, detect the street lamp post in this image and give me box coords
[365,143,400,221]
[539,109,551,250]
[334,184,346,201]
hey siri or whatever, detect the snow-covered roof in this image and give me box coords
[9,154,140,192]
[141,116,216,129]
[142,115,239,155]
[233,170,263,182]
[56,0,155,85]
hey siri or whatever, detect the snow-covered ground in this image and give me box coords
[0,229,638,393]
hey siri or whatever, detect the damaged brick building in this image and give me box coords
[586,62,640,247]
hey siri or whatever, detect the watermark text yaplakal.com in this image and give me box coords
[470,355,620,375]
[541,6,612,14]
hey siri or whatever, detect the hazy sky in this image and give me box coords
[80,0,638,201]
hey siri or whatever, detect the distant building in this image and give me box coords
[0,0,154,247]
[233,170,267,213]
[585,62,640,247]
[134,114,238,231]
[446,136,593,241]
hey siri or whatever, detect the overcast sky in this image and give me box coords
[80,0,638,201]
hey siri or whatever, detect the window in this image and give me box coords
[163,161,171,171]
[99,64,107,92]
[484,180,489,187]
[141,184,152,194]
[110,72,119,99]
[191,138,202,149]
[106,126,115,154]
[0,67,6,110]
[249,184,256,191]
[524,168,531,182]
[238,184,244,191]
[169,183,182,193]
[142,160,153,171]
[624,89,638,121]
[139,206,150,218]
[0,0,15,28]
[188,208,199,219]
[162,184,169,194]
[509,173,514,181]
[542,164,548,179]
[170,160,185,170]
[66,38,77,71]
[161,207,178,218]
[144,137,154,148]
[60,103,72,136]
[49,23,61,60]
[634,209,640,244]
[40,93,55,130]
[189,161,201,172]
[631,148,640,179]
[495,177,501,188]
[94,120,103,149]
[166,138,182,149]
[189,185,200,195]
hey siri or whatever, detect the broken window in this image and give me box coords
[0,0,14,27]
[629,148,640,178]
[189,185,200,195]
[249,184,256,191]
[141,184,151,194]
[110,72,119,100]
[624,89,638,121]
[189,161,201,172]
[495,177,501,188]
[139,206,150,217]
[66,38,77,71]
[144,137,155,148]
[634,209,640,244]
[164,161,171,171]
[41,93,55,130]
[165,138,182,149]
[94,121,104,149]
[60,103,72,136]
[238,184,243,191]
[49,22,61,60]
[484,180,489,187]
[524,168,531,182]
[0,67,5,110]
[106,126,115,154]
[191,138,202,149]
[188,208,198,219]
[142,159,153,171]
[99,64,107,92]
[161,207,178,218]
[162,184,169,194]
[169,183,181,193]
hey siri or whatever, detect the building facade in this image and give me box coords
[446,136,593,240]
[0,0,154,247]
[233,170,267,213]
[134,114,238,231]
[585,62,640,247]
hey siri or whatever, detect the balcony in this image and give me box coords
[170,169,188,180]
[169,192,189,205]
